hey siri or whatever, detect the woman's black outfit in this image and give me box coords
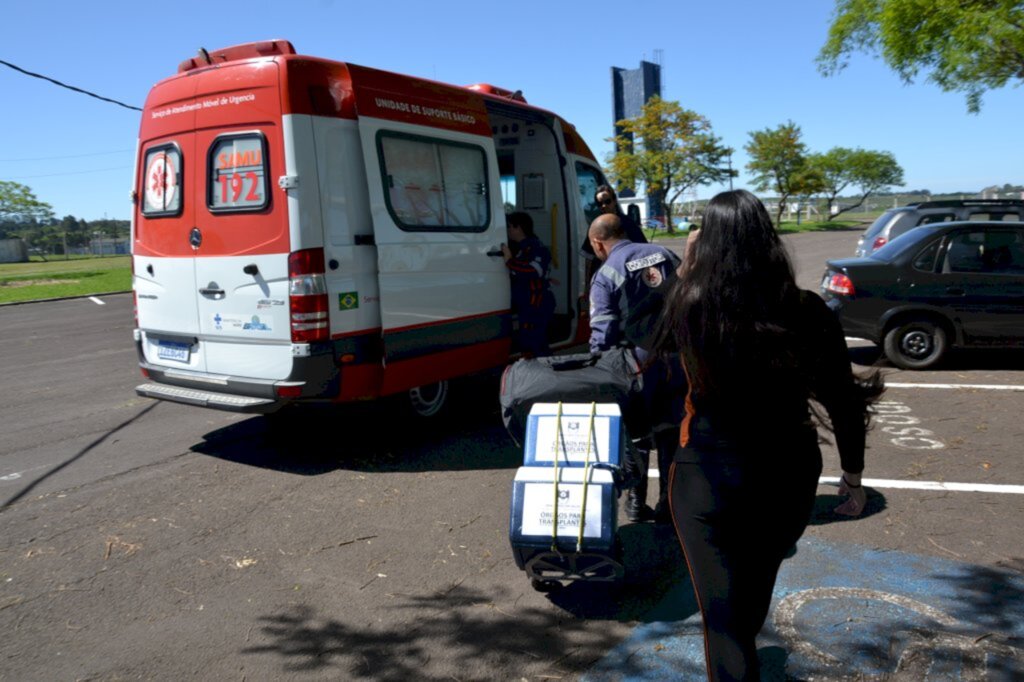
[669,291,866,681]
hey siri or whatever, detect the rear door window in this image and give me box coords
[207,133,269,212]
[141,144,183,217]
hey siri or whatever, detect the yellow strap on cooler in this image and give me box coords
[550,401,563,553]
[576,402,597,553]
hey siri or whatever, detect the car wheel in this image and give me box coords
[406,380,450,419]
[883,320,948,370]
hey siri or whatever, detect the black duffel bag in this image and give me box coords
[499,348,647,446]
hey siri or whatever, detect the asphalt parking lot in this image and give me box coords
[1,228,1022,680]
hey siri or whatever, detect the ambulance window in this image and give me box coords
[207,134,269,212]
[377,132,489,232]
[141,144,182,217]
[575,162,607,225]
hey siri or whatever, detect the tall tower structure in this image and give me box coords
[611,59,662,211]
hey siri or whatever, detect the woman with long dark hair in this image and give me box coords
[657,190,882,681]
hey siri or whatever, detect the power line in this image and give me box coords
[0,149,134,163]
[0,59,141,112]
[6,166,132,180]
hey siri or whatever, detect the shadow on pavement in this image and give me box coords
[239,584,624,680]
[545,523,698,624]
[808,486,888,526]
[190,376,522,476]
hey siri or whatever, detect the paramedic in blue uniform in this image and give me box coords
[588,213,681,522]
[502,212,555,357]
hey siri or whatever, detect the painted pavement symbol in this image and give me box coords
[583,538,1024,681]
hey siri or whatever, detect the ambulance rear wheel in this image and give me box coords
[406,380,450,419]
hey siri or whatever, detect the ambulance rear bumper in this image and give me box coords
[133,337,340,413]
[135,382,281,413]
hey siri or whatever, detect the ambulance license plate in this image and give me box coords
[157,340,190,363]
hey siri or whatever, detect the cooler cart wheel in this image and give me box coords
[530,578,564,592]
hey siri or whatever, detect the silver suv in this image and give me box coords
[854,199,1024,257]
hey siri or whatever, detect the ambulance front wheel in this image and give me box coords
[406,380,450,419]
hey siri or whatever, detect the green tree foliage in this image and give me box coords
[818,0,1024,112]
[0,181,54,225]
[744,121,822,224]
[807,147,905,219]
[607,96,733,233]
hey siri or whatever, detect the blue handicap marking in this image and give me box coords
[583,537,1024,680]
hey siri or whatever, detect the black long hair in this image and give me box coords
[656,190,881,426]
[658,190,797,396]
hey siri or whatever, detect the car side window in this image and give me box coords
[912,239,941,272]
[942,229,1024,275]
[918,213,955,226]
[980,230,1024,275]
[942,231,986,273]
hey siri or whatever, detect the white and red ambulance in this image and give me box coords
[132,40,611,416]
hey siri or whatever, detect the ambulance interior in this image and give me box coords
[488,107,580,347]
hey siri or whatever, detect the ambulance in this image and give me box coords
[132,40,611,417]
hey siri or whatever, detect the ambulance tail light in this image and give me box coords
[288,248,328,343]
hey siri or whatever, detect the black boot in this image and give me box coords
[625,441,653,522]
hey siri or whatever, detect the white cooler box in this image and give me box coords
[508,403,626,584]
[521,402,627,468]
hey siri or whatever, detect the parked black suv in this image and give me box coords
[854,199,1024,257]
[823,221,1024,369]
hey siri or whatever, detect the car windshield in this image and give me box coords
[870,226,933,261]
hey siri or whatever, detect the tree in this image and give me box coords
[607,96,733,234]
[0,181,54,224]
[745,121,819,225]
[807,147,904,219]
[817,0,1024,113]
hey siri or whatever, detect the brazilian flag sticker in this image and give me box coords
[338,291,359,310]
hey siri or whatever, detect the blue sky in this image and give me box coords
[2,0,1021,221]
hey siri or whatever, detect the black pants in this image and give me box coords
[669,441,822,681]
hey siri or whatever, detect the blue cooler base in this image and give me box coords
[509,466,623,583]
[515,545,624,583]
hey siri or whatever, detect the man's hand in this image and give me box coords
[500,243,512,262]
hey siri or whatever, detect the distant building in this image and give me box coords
[611,60,662,215]
[0,238,29,263]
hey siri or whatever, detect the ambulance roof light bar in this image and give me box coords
[466,84,527,103]
[178,40,297,73]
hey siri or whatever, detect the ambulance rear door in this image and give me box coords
[356,113,511,391]
[134,106,204,372]
[189,66,293,382]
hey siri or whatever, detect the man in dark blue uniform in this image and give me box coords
[502,212,555,357]
[588,213,681,522]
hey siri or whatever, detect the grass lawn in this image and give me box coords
[0,256,131,304]
[776,219,865,235]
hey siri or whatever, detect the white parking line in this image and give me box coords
[819,476,1024,495]
[887,382,1024,392]
[89,296,106,305]
[646,471,1024,494]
